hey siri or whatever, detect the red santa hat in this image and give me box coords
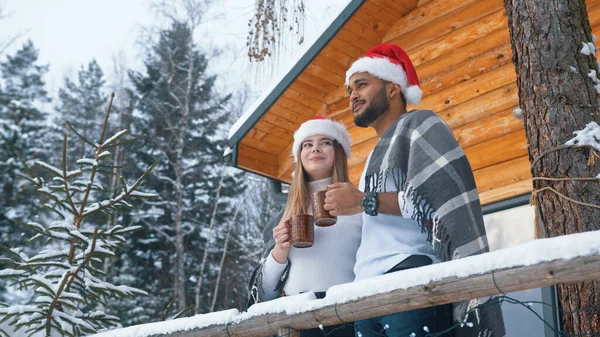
[292,115,351,162]
[345,43,423,106]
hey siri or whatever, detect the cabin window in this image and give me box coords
[483,203,559,336]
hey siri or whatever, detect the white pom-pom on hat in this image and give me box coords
[292,115,351,162]
[345,43,423,106]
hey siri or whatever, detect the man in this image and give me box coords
[324,44,505,337]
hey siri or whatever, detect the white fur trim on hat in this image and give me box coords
[345,57,423,106]
[292,118,351,162]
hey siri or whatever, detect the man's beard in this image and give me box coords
[353,87,389,127]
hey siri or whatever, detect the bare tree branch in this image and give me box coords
[141,218,175,245]
[0,4,29,56]
[246,0,305,62]
[150,0,215,29]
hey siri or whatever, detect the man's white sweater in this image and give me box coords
[354,153,438,281]
[261,177,362,300]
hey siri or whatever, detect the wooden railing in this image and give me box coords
[92,231,600,337]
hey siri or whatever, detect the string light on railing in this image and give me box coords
[311,286,598,337]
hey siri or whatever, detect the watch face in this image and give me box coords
[362,193,377,215]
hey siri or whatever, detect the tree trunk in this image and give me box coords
[174,148,186,312]
[194,173,225,314]
[210,205,239,312]
[224,278,230,310]
[170,25,199,312]
[103,98,127,281]
[102,131,121,282]
[171,92,189,313]
[504,0,600,334]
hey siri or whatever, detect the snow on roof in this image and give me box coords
[227,68,289,142]
[90,229,600,337]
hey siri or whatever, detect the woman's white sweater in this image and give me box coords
[260,177,362,300]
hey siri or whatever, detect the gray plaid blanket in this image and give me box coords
[363,109,505,336]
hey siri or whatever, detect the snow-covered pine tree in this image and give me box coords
[96,71,153,328]
[54,60,107,163]
[101,58,138,283]
[208,176,284,312]
[0,93,157,337]
[0,40,52,262]
[126,20,246,317]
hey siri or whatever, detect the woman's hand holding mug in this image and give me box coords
[271,218,291,264]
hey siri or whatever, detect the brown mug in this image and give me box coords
[311,190,337,227]
[288,214,314,248]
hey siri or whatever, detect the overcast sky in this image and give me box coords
[0,0,349,107]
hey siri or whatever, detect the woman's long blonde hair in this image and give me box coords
[281,141,349,220]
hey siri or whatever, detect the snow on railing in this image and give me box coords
[91,230,600,337]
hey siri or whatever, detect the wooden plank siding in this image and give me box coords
[383,0,483,43]
[234,0,600,205]
[389,0,505,53]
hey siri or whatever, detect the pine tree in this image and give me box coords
[0,40,51,255]
[126,20,246,317]
[55,60,107,162]
[0,94,156,337]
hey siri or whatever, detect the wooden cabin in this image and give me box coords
[227,0,600,334]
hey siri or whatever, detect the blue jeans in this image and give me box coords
[353,304,452,337]
[354,256,453,337]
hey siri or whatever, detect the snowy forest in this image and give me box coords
[2,0,600,335]
[0,1,287,335]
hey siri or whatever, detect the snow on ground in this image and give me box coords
[90,230,600,337]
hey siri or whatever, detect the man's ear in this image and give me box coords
[388,83,402,98]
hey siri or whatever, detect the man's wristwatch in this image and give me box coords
[361,191,378,216]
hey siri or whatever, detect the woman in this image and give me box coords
[247,116,362,337]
